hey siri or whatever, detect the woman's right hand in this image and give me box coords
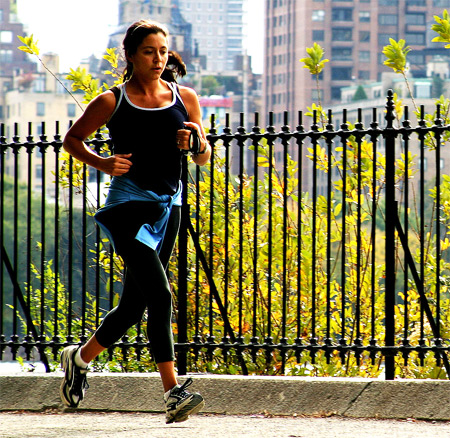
[99,153,133,176]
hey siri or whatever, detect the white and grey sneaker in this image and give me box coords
[164,378,205,424]
[60,345,89,408]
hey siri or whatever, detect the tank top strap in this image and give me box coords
[167,81,189,116]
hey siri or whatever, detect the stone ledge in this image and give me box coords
[1,374,450,420]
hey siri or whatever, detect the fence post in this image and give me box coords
[384,90,397,380]
[177,156,189,375]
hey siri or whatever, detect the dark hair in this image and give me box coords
[122,20,187,83]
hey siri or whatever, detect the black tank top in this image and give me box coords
[106,82,189,195]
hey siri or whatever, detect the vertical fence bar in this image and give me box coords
[194,162,201,352]
[0,124,6,357]
[52,123,62,358]
[264,112,275,359]
[434,105,443,363]
[295,111,305,362]
[251,112,261,359]
[355,109,363,363]
[207,114,216,351]
[325,110,334,362]
[310,110,319,361]
[280,111,290,372]
[25,123,34,358]
[384,90,397,380]
[237,113,246,345]
[177,154,189,375]
[402,107,411,362]
[38,123,48,348]
[67,151,74,346]
[81,161,88,344]
[222,113,231,347]
[12,123,20,358]
[93,130,103,330]
[370,108,380,361]
[418,106,426,365]
[339,110,349,361]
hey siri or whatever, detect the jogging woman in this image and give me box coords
[59,19,210,424]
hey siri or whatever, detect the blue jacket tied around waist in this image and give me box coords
[94,175,182,253]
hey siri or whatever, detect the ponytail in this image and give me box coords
[161,51,187,83]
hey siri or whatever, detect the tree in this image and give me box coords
[352,85,368,102]
[201,75,220,96]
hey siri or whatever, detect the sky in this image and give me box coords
[15,0,264,74]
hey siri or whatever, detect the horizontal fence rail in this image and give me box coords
[1,90,450,379]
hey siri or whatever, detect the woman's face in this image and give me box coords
[128,32,169,79]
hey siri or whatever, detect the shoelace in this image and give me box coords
[72,369,89,394]
[170,378,194,401]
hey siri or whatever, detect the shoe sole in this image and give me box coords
[173,399,205,423]
[166,396,205,424]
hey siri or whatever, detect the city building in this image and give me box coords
[108,0,193,67]
[0,0,36,120]
[263,0,450,126]
[1,54,86,198]
[178,0,244,73]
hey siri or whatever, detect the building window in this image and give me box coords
[0,30,12,43]
[414,82,431,98]
[359,50,370,62]
[312,30,325,41]
[379,14,398,26]
[331,67,352,80]
[378,33,397,45]
[332,28,352,41]
[434,0,448,5]
[332,47,353,61]
[409,53,425,65]
[359,70,370,80]
[379,0,397,4]
[67,103,76,118]
[359,11,370,22]
[0,49,12,63]
[332,8,353,21]
[359,31,370,42]
[406,33,426,45]
[35,164,42,179]
[419,157,428,172]
[406,13,425,25]
[312,89,324,100]
[36,102,45,117]
[312,10,325,21]
[0,10,3,22]
[331,87,342,100]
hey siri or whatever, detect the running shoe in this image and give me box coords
[60,345,89,408]
[164,378,205,423]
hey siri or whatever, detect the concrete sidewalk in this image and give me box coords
[1,411,450,438]
[2,373,450,421]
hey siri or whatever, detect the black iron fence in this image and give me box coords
[2,90,450,379]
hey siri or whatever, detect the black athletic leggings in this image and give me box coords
[95,205,181,364]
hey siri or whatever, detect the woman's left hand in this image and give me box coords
[176,122,206,154]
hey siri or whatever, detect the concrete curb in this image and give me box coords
[1,373,450,420]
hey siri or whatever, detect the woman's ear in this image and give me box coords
[125,50,133,63]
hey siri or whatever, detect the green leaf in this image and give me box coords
[17,34,40,55]
[299,42,329,75]
[432,10,450,48]
[382,39,410,74]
